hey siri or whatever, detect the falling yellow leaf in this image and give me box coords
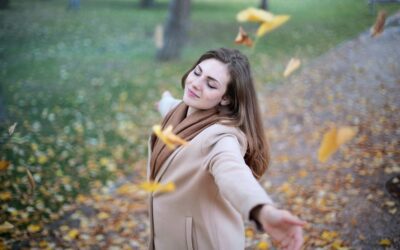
[0,221,14,233]
[235,26,253,47]
[256,15,290,37]
[116,183,138,195]
[379,238,391,246]
[318,127,338,162]
[8,122,17,135]
[283,57,301,77]
[139,181,176,193]
[153,125,188,150]
[318,126,357,162]
[371,10,386,37]
[27,224,41,233]
[237,7,274,23]
[0,160,10,171]
[0,191,12,201]
[337,126,358,146]
[256,241,270,250]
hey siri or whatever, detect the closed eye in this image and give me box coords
[207,82,217,89]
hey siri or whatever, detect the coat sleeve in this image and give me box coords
[158,95,181,118]
[204,129,274,223]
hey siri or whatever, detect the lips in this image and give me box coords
[187,89,199,98]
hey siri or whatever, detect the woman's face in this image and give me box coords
[183,58,231,111]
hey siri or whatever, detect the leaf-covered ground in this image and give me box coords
[4,13,399,250]
[255,16,400,249]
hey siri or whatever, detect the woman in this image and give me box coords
[148,48,305,250]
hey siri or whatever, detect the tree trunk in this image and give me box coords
[260,0,268,10]
[156,0,190,61]
[140,0,155,8]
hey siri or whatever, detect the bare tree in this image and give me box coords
[156,0,191,61]
[260,0,269,10]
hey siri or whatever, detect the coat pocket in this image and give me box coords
[185,217,196,250]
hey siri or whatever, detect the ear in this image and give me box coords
[220,96,230,106]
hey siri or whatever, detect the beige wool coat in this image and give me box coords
[147,97,273,250]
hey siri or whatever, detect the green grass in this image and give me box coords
[0,0,399,234]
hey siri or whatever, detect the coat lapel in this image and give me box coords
[154,145,185,182]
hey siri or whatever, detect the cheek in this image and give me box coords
[204,91,224,103]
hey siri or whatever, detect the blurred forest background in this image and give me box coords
[1,0,399,249]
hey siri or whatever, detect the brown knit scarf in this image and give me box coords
[149,102,221,180]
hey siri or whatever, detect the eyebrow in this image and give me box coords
[197,65,221,86]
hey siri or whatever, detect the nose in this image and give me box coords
[191,78,202,90]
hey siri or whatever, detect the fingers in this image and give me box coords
[282,212,306,227]
[290,227,304,250]
[280,227,303,250]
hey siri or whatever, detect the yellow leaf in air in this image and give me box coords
[337,126,358,146]
[0,221,14,233]
[139,181,176,193]
[235,26,253,47]
[318,127,338,163]
[116,183,138,195]
[237,7,274,23]
[379,238,391,246]
[257,241,269,250]
[256,15,290,37]
[153,125,188,150]
[371,10,386,37]
[283,58,301,77]
[318,126,357,163]
[0,160,10,171]
[27,224,42,233]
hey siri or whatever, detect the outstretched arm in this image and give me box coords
[155,91,181,118]
[251,204,306,250]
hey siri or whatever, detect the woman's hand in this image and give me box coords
[155,91,172,111]
[257,205,306,250]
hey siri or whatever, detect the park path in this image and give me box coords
[18,13,400,250]
[255,13,400,249]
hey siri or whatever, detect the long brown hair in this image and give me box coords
[181,48,270,179]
